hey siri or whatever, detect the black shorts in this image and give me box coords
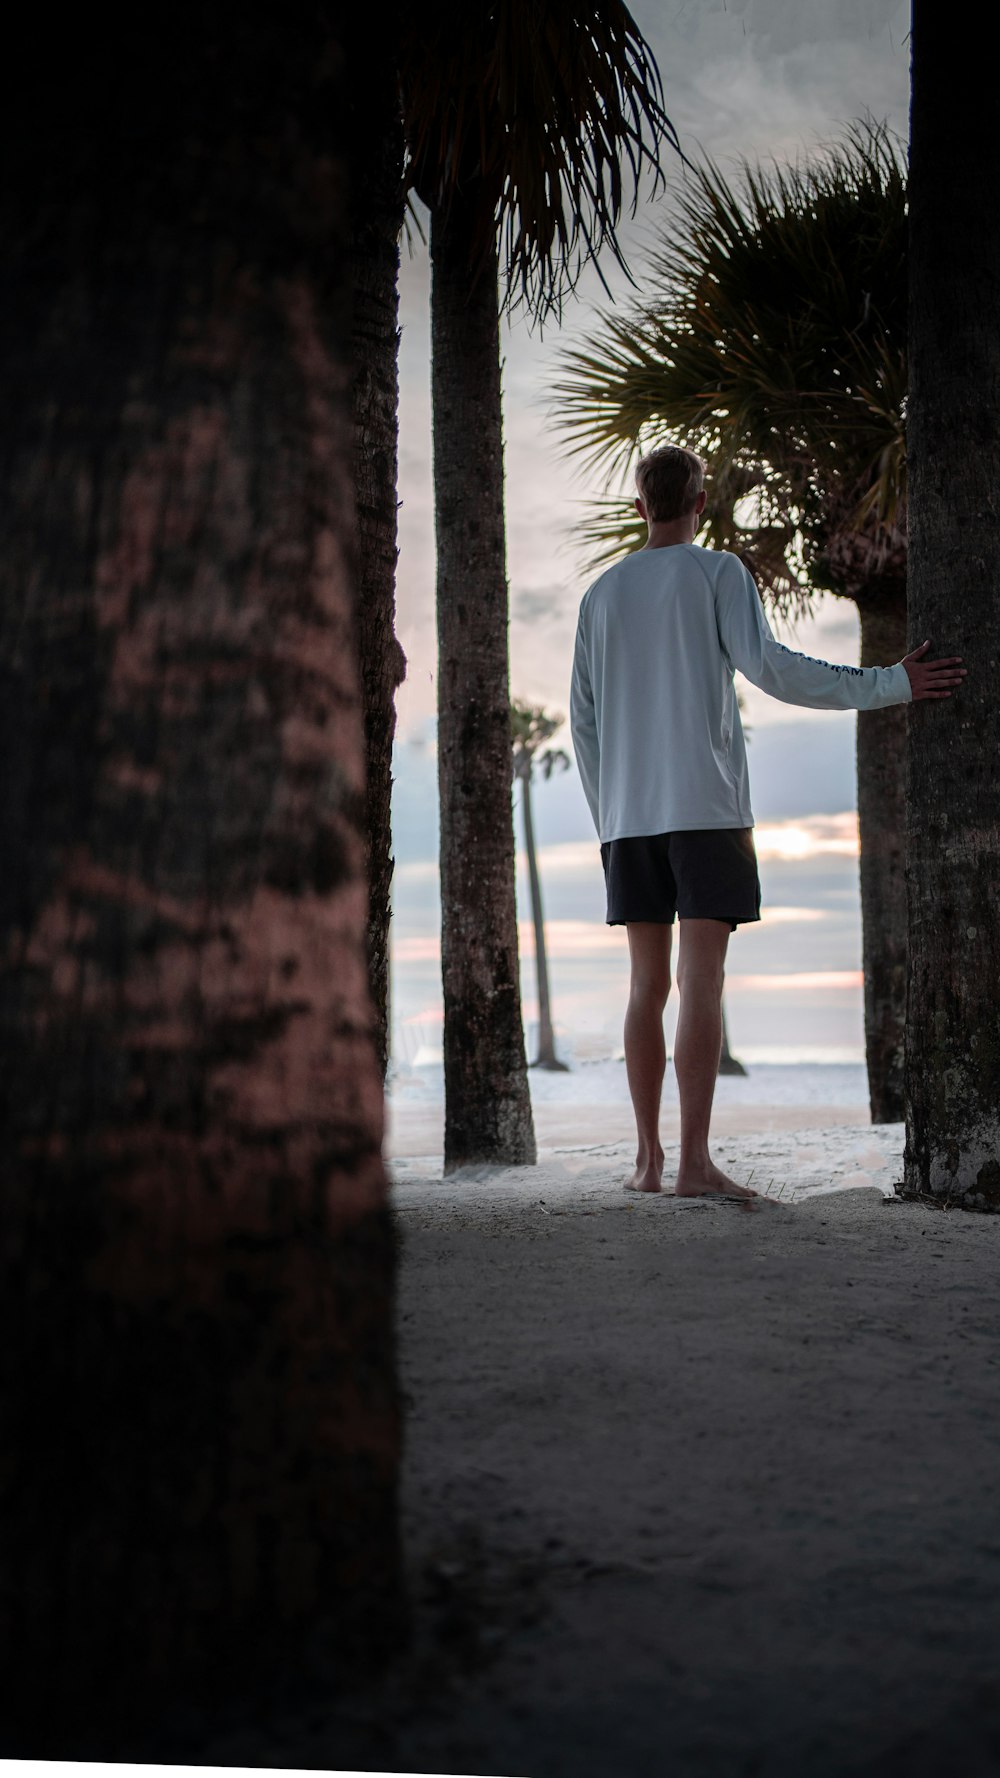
[600,827,761,930]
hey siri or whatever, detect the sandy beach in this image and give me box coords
[203,1081,1000,1778]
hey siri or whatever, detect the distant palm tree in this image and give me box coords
[400,1,678,1169]
[552,121,908,1121]
[511,700,571,1071]
[718,1004,747,1077]
[720,691,748,1076]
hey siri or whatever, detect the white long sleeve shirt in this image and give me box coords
[569,543,911,841]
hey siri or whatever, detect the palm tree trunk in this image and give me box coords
[903,0,1000,1205]
[856,590,908,1123]
[0,17,403,1747]
[430,194,536,1169]
[520,768,565,1069]
[351,15,407,1082]
[718,1002,746,1076]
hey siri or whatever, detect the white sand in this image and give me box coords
[388,1067,904,1215]
[390,1116,904,1217]
[385,1058,876,1165]
[208,1099,1000,1778]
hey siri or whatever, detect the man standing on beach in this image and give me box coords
[569,445,966,1200]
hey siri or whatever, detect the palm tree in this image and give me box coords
[718,1004,747,1077]
[902,5,1000,1206]
[511,700,571,1071]
[350,6,409,1082]
[719,691,749,1076]
[0,15,402,1746]
[400,1,678,1170]
[551,122,908,1121]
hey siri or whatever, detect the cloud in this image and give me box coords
[728,970,862,991]
[394,859,439,886]
[705,0,904,52]
[395,919,623,965]
[520,823,858,878]
[754,815,859,860]
[511,583,566,623]
[396,912,835,967]
[393,936,442,963]
[759,905,826,924]
[530,839,601,876]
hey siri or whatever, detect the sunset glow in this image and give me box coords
[752,814,860,860]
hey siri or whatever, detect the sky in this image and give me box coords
[388,0,912,1070]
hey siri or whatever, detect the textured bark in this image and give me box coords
[431,196,536,1169]
[350,15,407,1081]
[518,765,566,1070]
[856,591,908,1124]
[903,2,1000,1205]
[0,15,403,1751]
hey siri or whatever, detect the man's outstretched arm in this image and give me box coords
[715,556,966,709]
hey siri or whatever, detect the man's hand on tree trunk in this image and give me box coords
[902,640,968,700]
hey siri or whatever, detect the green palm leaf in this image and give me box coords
[401,0,684,321]
[551,119,908,604]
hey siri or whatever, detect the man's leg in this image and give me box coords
[623,922,672,1193]
[672,917,756,1198]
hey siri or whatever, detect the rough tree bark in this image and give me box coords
[430,193,536,1169]
[856,590,908,1124]
[350,11,407,1080]
[0,14,403,1751]
[903,0,1000,1205]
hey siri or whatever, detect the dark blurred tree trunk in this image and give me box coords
[856,590,907,1123]
[430,193,536,1169]
[903,0,1000,1205]
[350,10,407,1080]
[0,13,403,1752]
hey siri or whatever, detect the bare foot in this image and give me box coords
[624,1148,664,1194]
[672,1160,758,1201]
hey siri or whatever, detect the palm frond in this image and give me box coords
[401,191,428,256]
[401,0,685,323]
[573,499,647,571]
[550,119,908,602]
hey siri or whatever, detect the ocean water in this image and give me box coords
[387,1054,871,1112]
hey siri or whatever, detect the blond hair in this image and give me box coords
[635,445,705,522]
